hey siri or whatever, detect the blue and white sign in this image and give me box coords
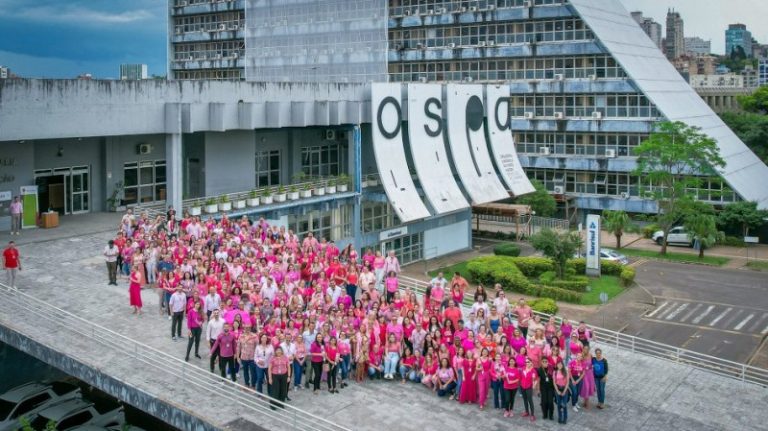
[586,214,601,276]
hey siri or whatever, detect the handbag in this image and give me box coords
[323,361,330,373]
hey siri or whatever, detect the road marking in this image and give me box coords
[679,303,703,323]
[691,305,715,325]
[762,326,768,336]
[665,303,689,320]
[647,301,669,318]
[721,309,744,329]
[747,314,768,333]
[641,317,762,336]
[734,314,755,331]
[708,307,732,326]
[655,302,679,320]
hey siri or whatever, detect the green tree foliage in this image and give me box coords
[633,121,725,255]
[720,112,768,164]
[529,229,582,279]
[602,210,631,249]
[516,179,557,217]
[737,86,768,114]
[684,213,720,259]
[716,201,768,237]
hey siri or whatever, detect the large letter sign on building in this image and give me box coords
[586,214,601,276]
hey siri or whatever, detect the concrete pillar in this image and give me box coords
[352,125,362,250]
[166,133,183,213]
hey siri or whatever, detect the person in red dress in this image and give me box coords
[129,264,143,315]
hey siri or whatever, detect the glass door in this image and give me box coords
[70,167,90,214]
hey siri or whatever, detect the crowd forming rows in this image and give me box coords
[109,209,609,424]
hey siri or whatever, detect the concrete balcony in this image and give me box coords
[509,78,638,94]
[388,40,602,63]
[389,4,574,28]
[519,154,638,172]
[171,57,244,70]
[509,118,658,134]
[171,0,244,16]
[171,29,245,43]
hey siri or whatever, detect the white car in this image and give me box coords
[0,382,81,431]
[652,226,693,247]
[573,248,629,264]
[23,399,124,431]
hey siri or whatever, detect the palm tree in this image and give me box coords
[684,213,720,259]
[602,210,631,249]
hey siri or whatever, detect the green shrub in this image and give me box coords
[528,298,559,315]
[566,258,586,274]
[493,243,521,257]
[620,266,636,287]
[526,284,584,303]
[721,236,745,247]
[600,260,623,276]
[642,223,660,239]
[538,270,556,285]
[509,256,554,277]
[466,256,530,294]
[549,276,589,292]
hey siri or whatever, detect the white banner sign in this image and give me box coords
[586,214,601,275]
[379,227,408,241]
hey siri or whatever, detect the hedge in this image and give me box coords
[508,256,554,277]
[642,224,660,239]
[528,298,559,315]
[567,257,623,277]
[493,243,521,257]
[620,266,636,287]
[566,258,585,274]
[525,284,584,303]
[466,256,531,294]
[538,271,589,292]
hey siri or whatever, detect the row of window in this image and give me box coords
[248,1,384,23]
[389,0,568,16]
[254,144,345,188]
[389,19,592,49]
[173,12,244,34]
[514,132,648,157]
[123,161,167,205]
[362,201,401,234]
[287,206,353,243]
[172,69,242,80]
[174,0,238,6]
[173,41,244,61]
[509,94,660,118]
[526,169,739,203]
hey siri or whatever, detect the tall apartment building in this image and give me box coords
[685,37,711,56]
[759,57,768,87]
[726,24,753,58]
[631,11,662,49]
[119,64,148,80]
[166,0,766,214]
[665,9,685,60]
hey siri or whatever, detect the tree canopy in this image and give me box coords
[515,179,557,217]
[717,201,768,237]
[737,86,768,114]
[530,228,581,279]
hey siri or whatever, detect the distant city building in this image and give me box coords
[685,37,711,56]
[759,57,768,87]
[742,65,759,89]
[696,87,751,113]
[631,11,663,49]
[689,74,744,89]
[119,64,148,80]
[673,55,717,78]
[726,24,753,58]
[665,9,685,60]
[716,64,732,75]
[0,66,8,79]
[77,73,93,80]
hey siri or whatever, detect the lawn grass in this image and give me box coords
[618,248,730,266]
[428,261,474,282]
[581,276,624,305]
[746,261,768,272]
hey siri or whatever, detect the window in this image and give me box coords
[123,160,166,205]
[381,233,423,266]
[362,201,400,233]
[255,150,281,187]
[301,144,343,178]
[288,206,353,242]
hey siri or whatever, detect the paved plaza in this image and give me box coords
[1,217,767,430]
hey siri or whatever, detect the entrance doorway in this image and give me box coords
[380,233,424,266]
[34,166,90,215]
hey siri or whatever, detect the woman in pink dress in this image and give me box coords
[129,265,143,315]
[579,346,596,409]
[475,347,492,410]
[458,349,477,404]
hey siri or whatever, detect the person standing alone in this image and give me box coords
[168,286,187,341]
[2,241,20,289]
[9,196,22,236]
[103,240,119,285]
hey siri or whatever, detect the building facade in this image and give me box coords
[689,74,744,89]
[631,11,662,50]
[684,37,711,56]
[119,64,148,80]
[665,9,684,60]
[759,57,768,87]
[726,24,753,58]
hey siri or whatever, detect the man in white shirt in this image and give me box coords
[168,287,187,341]
[383,250,401,275]
[430,272,447,290]
[203,287,221,319]
[103,240,120,286]
[206,309,225,373]
[326,283,342,305]
[9,196,22,236]
[471,296,489,318]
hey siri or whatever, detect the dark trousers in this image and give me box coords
[521,387,534,415]
[219,356,236,381]
[504,387,518,411]
[270,373,289,408]
[540,388,555,419]
[556,388,569,423]
[256,366,268,393]
[311,362,323,391]
[386,291,395,303]
[106,261,117,284]
[520,326,528,338]
[436,381,457,397]
[209,340,220,372]
[346,284,357,300]
[491,380,504,408]
[570,380,582,406]
[185,327,201,359]
[327,364,338,390]
[596,377,606,404]
[241,359,256,388]
[171,312,184,338]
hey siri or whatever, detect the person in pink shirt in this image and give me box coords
[368,343,384,380]
[458,349,477,404]
[268,346,292,409]
[184,301,204,361]
[435,358,457,397]
[490,355,505,410]
[384,271,399,303]
[475,347,493,410]
[514,298,533,338]
[383,333,402,380]
[502,357,521,417]
[568,352,585,411]
[372,251,386,292]
[210,323,236,381]
[519,358,538,421]
[324,337,340,393]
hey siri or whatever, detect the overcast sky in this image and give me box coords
[619,0,768,54]
[0,0,765,78]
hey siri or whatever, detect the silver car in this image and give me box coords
[0,382,81,431]
[24,399,124,431]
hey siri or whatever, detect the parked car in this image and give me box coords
[573,248,629,265]
[652,226,693,247]
[0,382,81,431]
[23,399,124,431]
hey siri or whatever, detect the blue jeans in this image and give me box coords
[384,352,399,375]
[340,354,351,380]
[595,377,606,404]
[241,359,255,388]
[408,370,421,382]
[491,380,504,409]
[255,366,268,393]
[456,368,463,396]
[293,359,304,388]
[399,365,412,381]
[437,381,457,397]
[556,391,569,423]
[570,381,582,406]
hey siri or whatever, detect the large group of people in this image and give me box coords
[109,208,609,422]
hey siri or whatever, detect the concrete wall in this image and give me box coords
[0,142,34,230]
[204,131,256,196]
[424,220,471,258]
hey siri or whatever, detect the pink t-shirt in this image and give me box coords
[385,277,398,293]
[503,366,521,390]
[520,368,536,389]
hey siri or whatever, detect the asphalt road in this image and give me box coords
[628,260,768,365]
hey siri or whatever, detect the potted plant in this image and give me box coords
[300,183,312,198]
[275,185,287,202]
[368,174,378,187]
[288,185,300,200]
[106,181,124,212]
[247,189,260,207]
[218,195,232,212]
[292,171,307,184]
[233,194,247,209]
[189,199,202,216]
[326,178,337,194]
[337,174,349,192]
[362,175,369,188]
[204,197,219,214]
[261,188,273,205]
[313,181,326,196]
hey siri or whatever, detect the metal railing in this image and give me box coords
[0,285,351,431]
[397,276,768,387]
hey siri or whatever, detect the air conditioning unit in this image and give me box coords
[461,7,467,12]
[231,52,239,59]
[524,112,535,120]
[479,41,487,47]
[137,144,152,155]
[405,9,411,15]
[554,112,564,120]
[488,39,496,46]
[588,74,597,81]
[592,111,603,120]
[470,6,478,12]
[553,186,565,194]
[539,147,551,155]
[178,1,187,6]
[620,192,629,199]
[325,130,336,141]
[554,73,564,81]
[419,76,428,83]
[440,7,447,13]
[428,9,434,15]
[523,0,533,7]
[488,5,496,10]
[230,24,239,30]
[448,42,456,48]
[605,149,617,158]
[416,43,425,50]
[218,24,226,31]
[215,53,222,59]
